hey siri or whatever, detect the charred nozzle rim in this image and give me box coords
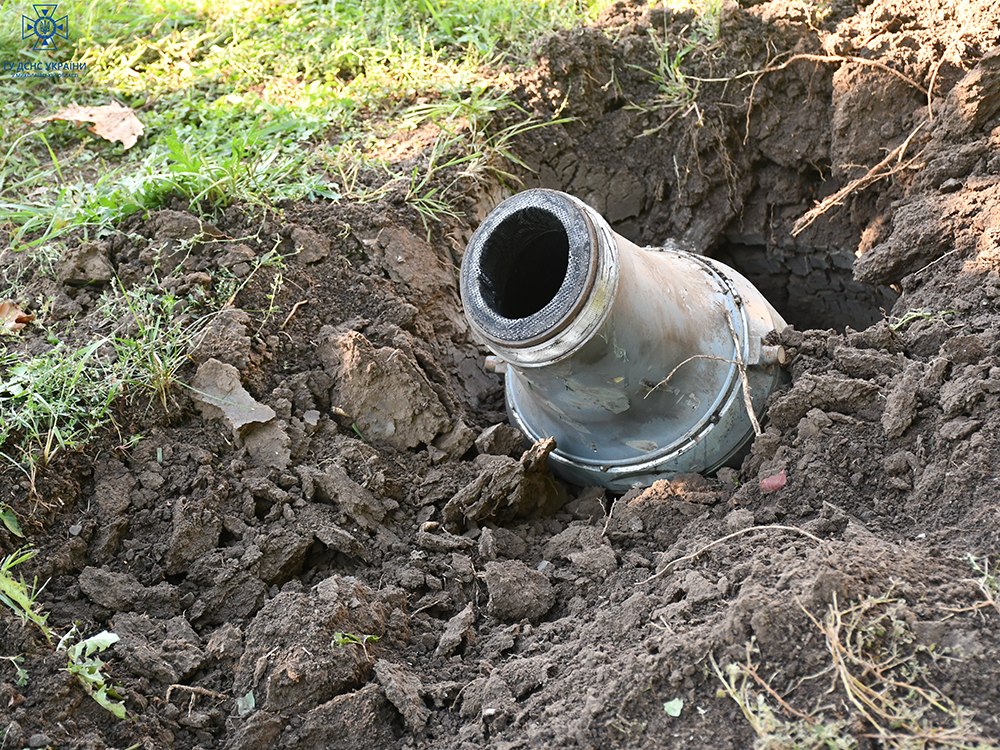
[461,189,603,352]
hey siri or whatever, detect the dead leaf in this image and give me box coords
[190,358,276,431]
[35,102,144,150]
[0,300,33,333]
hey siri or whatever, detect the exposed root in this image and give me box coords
[689,52,927,94]
[685,51,928,144]
[741,658,817,723]
[281,299,309,329]
[791,119,927,236]
[643,353,735,398]
[800,594,988,748]
[165,684,228,715]
[640,524,824,585]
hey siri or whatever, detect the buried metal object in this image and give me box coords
[460,189,788,491]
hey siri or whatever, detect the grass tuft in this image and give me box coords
[0,338,118,492]
[0,273,213,495]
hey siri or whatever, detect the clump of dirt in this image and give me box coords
[3,0,1000,748]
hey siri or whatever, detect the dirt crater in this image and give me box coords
[3,1,1000,748]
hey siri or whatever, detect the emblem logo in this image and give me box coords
[22,5,69,51]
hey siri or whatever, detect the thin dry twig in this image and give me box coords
[792,119,927,236]
[166,684,227,702]
[726,314,762,437]
[281,299,309,329]
[643,353,736,398]
[927,52,947,120]
[912,247,960,277]
[640,524,824,585]
[975,579,1000,616]
[957,557,1000,616]
[601,493,616,538]
[940,600,996,615]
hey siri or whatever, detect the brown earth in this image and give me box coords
[3,0,1000,748]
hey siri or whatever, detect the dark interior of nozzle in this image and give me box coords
[478,207,570,319]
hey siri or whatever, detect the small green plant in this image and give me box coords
[888,308,957,332]
[655,39,700,106]
[403,136,472,227]
[0,502,24,537]
[693,0,724,43]
[628,31,702,131]
[2,655,29,687]
[199,240,287,314]
[0,548,52,641]
[627,0,734,129]
[966,555,1000,615]
[58,627,127,719]
[1,554,126,716]
[332,631,380,662]
[0,242,65,298]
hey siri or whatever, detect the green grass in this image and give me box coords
[100,279,209,410]
[627,0,725,129]
[0,548,52,641]
[0,0,612,252]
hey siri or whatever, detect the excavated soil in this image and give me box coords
[3,0,1000,748]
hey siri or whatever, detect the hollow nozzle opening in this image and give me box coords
[478,208,570,320]
[461,189,601,350]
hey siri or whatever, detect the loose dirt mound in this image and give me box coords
[3,0,1000,748]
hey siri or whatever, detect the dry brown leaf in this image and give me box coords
[35,102,144,150]
[0,300,34,334]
